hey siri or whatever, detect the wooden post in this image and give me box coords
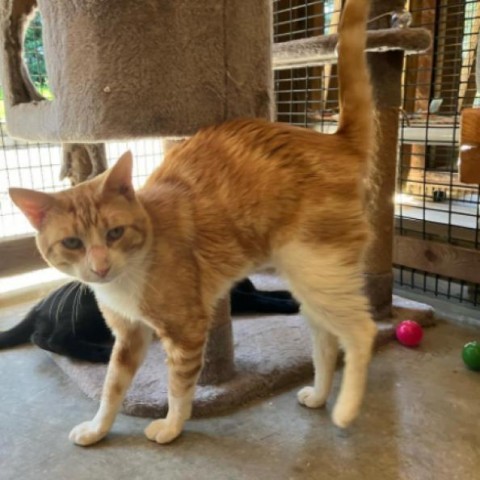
[364,0,406,319]
[162,139,235,385]
[459,109,480,184]
[401,0,436,196]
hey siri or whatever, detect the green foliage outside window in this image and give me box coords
[24,12,48,89]
[0,12,52,121]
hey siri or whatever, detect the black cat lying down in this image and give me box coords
[0,278,299,363]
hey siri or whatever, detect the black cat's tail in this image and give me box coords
[0,307,36,348]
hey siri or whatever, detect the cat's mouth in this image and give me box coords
[87,276,112,284]
[84,269,117,284]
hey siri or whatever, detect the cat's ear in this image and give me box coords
[9,188,55,230]
[102,150,134,200]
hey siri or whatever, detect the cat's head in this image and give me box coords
[9,151,151,285]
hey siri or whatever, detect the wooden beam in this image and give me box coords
[458,3,480,109]
[394,235,480,284]
[459,108,480,184]
[0,235,46,278]
[395,217,478,245]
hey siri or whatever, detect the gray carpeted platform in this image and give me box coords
[50,274,435,418]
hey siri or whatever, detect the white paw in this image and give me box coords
[69,420,107,446]
[144,419,182,444]
[297,386,327,408]
[331,404,357,429]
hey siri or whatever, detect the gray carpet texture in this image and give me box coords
[50,273,435,418]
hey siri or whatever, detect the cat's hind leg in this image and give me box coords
[297,319,338,409]
[276,242,377,428]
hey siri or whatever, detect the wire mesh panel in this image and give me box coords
[274,0,339,42]
[396,0,480,306]
[0,13,162,241]
[274,0,341,128]
[273,0,480,307]
[0,140,162,239]
[397,0,480,241]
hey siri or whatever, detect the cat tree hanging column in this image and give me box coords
[0,0,272,384]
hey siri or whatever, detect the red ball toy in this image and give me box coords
[395,320,423,347]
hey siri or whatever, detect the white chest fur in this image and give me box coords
[92,272,146,322]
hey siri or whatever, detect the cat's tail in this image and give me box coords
[0,308,36,349]
[336,0,374,158]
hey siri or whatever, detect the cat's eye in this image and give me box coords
[61,237,83,250]
[107,226,125,242]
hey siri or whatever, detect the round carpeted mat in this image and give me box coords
[50,274,435,418]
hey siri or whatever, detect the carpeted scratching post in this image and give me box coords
[198,296,235,386]
[60,143,108,185]
[0,0,272,141]
[272,27,431,70]
[364,0,409,320]
[364,0,428,320]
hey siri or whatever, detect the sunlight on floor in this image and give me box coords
[0,267,67,296]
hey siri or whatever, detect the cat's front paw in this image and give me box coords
[69,420,108,446]
[144,419,182,444]
[297,386,327,408]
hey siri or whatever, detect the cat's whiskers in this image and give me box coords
[129,267,164,303]
[48,284,68,320]
[71,283,84,335]
[55,282,78,328]
[78,283,89,331]
[115,265,148,292]
[111,252,155,292]
[120,264,159,299]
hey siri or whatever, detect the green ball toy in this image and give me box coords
[462,341,480,371]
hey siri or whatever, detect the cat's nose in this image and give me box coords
[91,267,110,278]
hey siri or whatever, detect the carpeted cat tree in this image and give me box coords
[0,0,273,389]
[1,0,434,418]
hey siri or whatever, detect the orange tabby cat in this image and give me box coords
[9,0,376,446]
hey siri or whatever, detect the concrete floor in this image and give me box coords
[1,296,480,480]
